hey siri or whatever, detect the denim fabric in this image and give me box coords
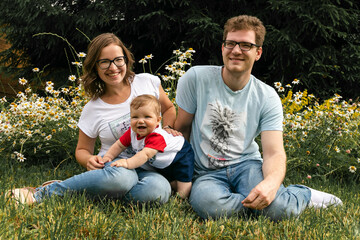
[189,160,311,221]
[34,160,171,204]
[124,168,171,204]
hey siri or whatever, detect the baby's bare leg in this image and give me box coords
[174,181,192,199]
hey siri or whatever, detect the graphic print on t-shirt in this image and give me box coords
[200,100,246,168]
[108,113,136,157]
[108,113,131,140]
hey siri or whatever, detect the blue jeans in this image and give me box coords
[189,160,311,221]
[34,160,171,204]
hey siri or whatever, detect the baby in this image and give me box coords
[102,94,194,198]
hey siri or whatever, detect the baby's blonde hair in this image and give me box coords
[130,94,161,116]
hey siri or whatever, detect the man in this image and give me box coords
[175,15,342,220]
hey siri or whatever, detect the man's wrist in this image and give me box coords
[163,125,173,130]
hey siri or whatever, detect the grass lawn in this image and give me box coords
[1,159,359,239]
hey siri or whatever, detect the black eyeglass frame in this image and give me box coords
[96,56,127,69]
[223,40,260,51]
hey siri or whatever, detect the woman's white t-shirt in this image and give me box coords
[78,73,160,159]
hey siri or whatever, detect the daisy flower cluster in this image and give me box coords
[0,68,88,163]
[139,48,195,106]
[138,54,154,73]
[162,48,195,82]
[161,48,195,105]
[275,79,360,181]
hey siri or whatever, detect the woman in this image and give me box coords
[8,33,176,204]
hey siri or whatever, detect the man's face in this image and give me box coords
[222,29,262,76]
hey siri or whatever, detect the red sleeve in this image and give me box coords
[119,128,131,147]
[144,132,166,152]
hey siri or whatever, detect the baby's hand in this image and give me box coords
[110,159,129,168]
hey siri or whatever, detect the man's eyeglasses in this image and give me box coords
[97,56,127,69]
[223,40,260,51]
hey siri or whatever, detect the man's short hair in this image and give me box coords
[223,15,266,46]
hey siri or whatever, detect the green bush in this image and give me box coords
[0,62,86,164]
[274,81,360,182]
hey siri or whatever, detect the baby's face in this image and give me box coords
[130,104,161,137]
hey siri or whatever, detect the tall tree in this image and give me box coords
[0,0,359,98]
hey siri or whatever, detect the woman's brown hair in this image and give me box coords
[81,33,135,99]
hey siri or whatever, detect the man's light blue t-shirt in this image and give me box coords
[176,66,283,173]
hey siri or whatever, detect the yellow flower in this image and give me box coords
[292,78,300,84]
[68,75,76,82]
[18,78,28,85]
[139,58,147,64]
[349,166,357,173]
[274,82,281,88]
[77,52,87,58]
[72,61,82,67]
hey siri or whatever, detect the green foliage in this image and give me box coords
[1,0,358,99]
[0,0,224,87]
[261,0,360,99]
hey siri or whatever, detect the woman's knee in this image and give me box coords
[102,167,138,191]
[126,171,171,204]
[145,173,171,202]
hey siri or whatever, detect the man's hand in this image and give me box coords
[110,159,129,168]
[241,180,278,210]
[86,155,105,171]
[163,126,183,136]
[242,131,286,210]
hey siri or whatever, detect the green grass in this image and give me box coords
[1,159,359,239]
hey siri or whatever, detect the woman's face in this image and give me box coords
[96,43,127,87]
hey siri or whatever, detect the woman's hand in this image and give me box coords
[86,155,105,171]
